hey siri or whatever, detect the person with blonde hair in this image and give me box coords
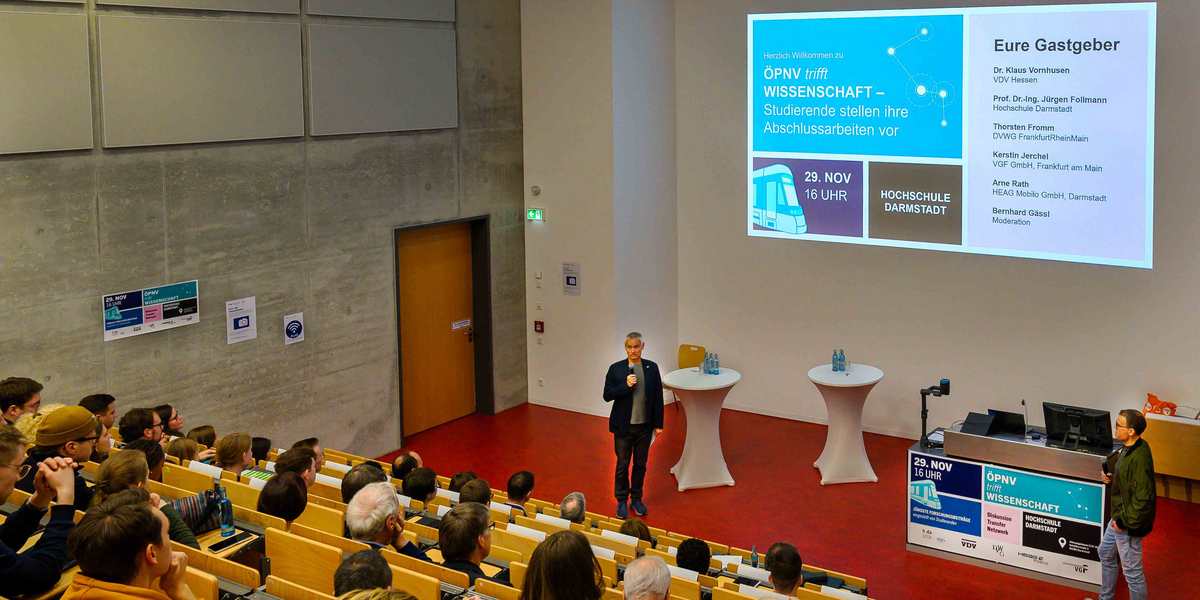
[166,438,200,463]
[214,433,271,479]
[12,403,65,440]
[337,591,416,600]
[91,450,200,549]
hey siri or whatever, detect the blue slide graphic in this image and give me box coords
[752,15,963,158]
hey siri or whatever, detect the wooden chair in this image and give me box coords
[513,515,567,537]
[509,561,528,589]
[220,470,238,482]
[307,494,348,512]
[265,576,335,600]
[81,461,101,476]
[602,588,623,600]
[147,480,192,501]
[477,579,521,600]
[403,517,439,542]
[162,463,215,495]
[381,547,470,590]
[6,488,32,506]
[318,466,347,479]
[712,588,756,600]
[806,565,866,590]
[666,344,707,402]
[307,480,342,503]
[646,547,677,565]
[584,531,637,559]
[290,522,370,555]
[489,545,523,565]
[221,479,261,510]
[493,528,540,563]
[292,502,344,536]
[180,566,220,600]
[176,544,260,589]
[671,576,702,600]
[595,555,620,590]
[389,565,441,600]
[232,505,287,530]
[264,528,342,595]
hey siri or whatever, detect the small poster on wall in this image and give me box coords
[103,280,199,342]
[226,296,258,345]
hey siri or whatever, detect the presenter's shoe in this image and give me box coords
[631,500,648,516]
[616,501,629,519]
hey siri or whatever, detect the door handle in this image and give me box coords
[465,326,473,343]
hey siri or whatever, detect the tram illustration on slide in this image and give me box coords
[751,164,808,234]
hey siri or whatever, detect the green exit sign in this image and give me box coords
[526,208,545,221]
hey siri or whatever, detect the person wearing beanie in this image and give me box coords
[16,406,100,511]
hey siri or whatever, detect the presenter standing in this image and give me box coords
[1093,409,1156,600]
[603,332,663,518]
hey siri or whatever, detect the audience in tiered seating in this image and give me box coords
[64,488,198,600]
[0,424,77,597]
[215,433,272,480]
[519,530,602,600]
[154,404,186,438]
[251,436,273,464]
[342,462,389,503]
[334,550,393,595]
[392,450,422,480]
[0,376,42,427]
[561,491,587,524]
[119,408,165,448]
[765,541,804,597]
[166,437,200,463]
[506,470,535,516]
[624,556,672,600]
[125,438,167,482]
[340,590,417,600]
[92,451,201,549]
[675,538,712,575]
[620,517,653,544]
[275,447,319,487]
[449,470,477,492]
[12,402,61,442]
[185,425,217,449]
[459,478,493,505]
[16,405,100,511]
[79,393,118,429]
[438,502,510,586]
[257,472,308,525]
[291,437,326,470]
[401,467,439,507]
[346,482,430,561]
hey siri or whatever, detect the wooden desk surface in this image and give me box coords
[196,527,259,559]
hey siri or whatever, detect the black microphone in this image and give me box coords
[628,363,636,386]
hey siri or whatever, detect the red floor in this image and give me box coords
[380,403,1199,600]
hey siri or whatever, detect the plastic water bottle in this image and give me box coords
[217,485,234,537]
[838,349,846,372]
[750,545,759,568]
[832,349,839,371]
[714,354,720,374]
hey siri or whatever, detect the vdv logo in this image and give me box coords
[234,316,251,330]
[910,480,941,509]
[285,320,303,339]
[961,539,977,549]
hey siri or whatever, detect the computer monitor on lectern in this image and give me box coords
[1042,402,1113,454]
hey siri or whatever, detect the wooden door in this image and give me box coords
[396,222,476,436]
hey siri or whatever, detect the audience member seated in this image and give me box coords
[92,420,114,463]
[275,447,319,487]
[449,470,476,493]
[215,433,272,480]
[16,406,99,511]
[764,542,803,597]
[519,530,602,600]
[345,482,430,562]
[125,439,167,482]
[675,538,711,575]
[401,467,439,508]
[80,393,119,429]
[620,517,652,545]
[343,463,389,504]
[257,472,308,525]
[0,425,77,597]
[166,438,200,463]
[438,502,509,587]
[185,425,217,449]
[12,402,62,441]
[505,471,535,516]
[291,437,325,470]
[91,451,200,549]
[154,404,185,438]
[392,451,421,481]
[251,436,273,465]
[119,408,164,448]
[560,492,587,525]
[334,550,393,596]
[0,377,42,427]
[339,590,419,600]
[623,556,672,600]
[459,478,493,505]
[64,488,197,600]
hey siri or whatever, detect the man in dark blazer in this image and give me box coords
[603,332,664,518]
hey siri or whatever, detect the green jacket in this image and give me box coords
[160,504,201,549]
[1110,438,1156,537]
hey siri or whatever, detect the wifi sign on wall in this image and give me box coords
[284,312,305,345]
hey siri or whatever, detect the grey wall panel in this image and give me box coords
[98,16,304,148]
[97,1,299,14]
[0,12,93,155]
[307,0,454,22]
[307,24,458,136]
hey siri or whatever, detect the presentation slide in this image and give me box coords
[747,3,1156,268]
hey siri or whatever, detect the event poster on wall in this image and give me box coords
[103,281,199,342]
[907,450,1105,585]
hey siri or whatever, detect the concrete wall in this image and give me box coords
[0,0,526,457]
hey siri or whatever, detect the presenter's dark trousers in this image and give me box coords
[614,424,652,502]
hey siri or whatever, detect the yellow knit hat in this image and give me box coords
[35,406,99,447]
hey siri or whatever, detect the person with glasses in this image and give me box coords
[0,377,43,427]
[0,424,80,596]
[16,406,101,511]
[154,405,186,438]
[1089,409,1156,600]
[117,407,165,448]
[437,502,510,587]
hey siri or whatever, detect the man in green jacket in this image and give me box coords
[1095,409,1155,600]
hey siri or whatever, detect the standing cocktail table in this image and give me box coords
[662,367,742,491]
[807,364,884,484]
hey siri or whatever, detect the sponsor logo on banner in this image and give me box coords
[1022,513,1102,561]
[961,538,977,549]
